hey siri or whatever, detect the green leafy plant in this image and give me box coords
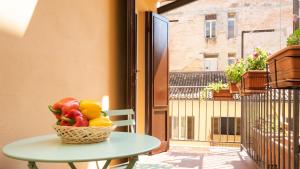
[287,29,300,46]
[207,82,228,92]
[199,82,229,101]
[225,60,246,83]
[245,48,269,71]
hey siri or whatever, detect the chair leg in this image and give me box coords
[125,156,138,169]
[28,162,38,169]
[68,162,77,169]
[102,160,111,169]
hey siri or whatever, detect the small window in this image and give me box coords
[228,13,235,38]
[204,54,218,71]
[228,53,236,65]
[205,14,217,39]
[211,117,241,135]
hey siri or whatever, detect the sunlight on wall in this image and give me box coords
[0,0,37,37]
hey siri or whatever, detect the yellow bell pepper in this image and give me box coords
[79,100,102,120]
[89,116,112,127]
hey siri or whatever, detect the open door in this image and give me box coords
[145,12,169,154]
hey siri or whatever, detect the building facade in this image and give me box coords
[161,0,293,71]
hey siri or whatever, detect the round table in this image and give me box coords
[2,132,161,169]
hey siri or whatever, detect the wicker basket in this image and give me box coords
[53,125,116,144]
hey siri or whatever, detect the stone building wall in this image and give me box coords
[161,0,293,71]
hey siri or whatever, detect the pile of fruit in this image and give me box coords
[48,97,112,127]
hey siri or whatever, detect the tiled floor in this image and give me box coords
[136,145,258,169]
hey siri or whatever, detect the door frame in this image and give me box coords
[125,0,137,111]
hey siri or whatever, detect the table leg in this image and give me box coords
[28,161,38,169]
[68,162,77,169]
[101,160,111,169]
[125,156,138,169]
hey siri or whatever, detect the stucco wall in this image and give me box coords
[162,0,293,71]
[0,0,126,169]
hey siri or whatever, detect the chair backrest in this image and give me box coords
[105,109,135,133]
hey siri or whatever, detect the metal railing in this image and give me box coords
[169,86,241,145]
[241,89,300,169]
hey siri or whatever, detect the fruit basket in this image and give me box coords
[49,97,115,144]
[53,125,116,144]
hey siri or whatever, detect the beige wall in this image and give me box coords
[162,0,293,71]
[0,0,126,169]
[169,100,241,141]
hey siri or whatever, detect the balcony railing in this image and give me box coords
[241,89,300,169]
[169,86,241,145]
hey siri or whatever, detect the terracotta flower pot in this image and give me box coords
[267,45,300,88]
[229,83,239,94]
[212,89,233,100]
[242,70,267,91]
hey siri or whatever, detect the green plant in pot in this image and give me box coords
[287,29,300,46]
[242,48,269,92]
[225,60,246,93]
[267,29,300,88]
[200,82,232,100]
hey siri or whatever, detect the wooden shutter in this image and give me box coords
[145,12,169,154]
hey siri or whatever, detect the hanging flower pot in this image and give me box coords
[242,70,267,90]
[212,89,233,100]
[267,45,300,88]
[229,83,239,94]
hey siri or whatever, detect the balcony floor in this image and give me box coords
[136,144,258,169]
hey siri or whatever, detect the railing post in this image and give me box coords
[293,89,299,169]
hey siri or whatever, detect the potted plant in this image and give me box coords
[225,60,246,93]
[206,82,233,100]
[242,48,269,92]
[267,29,300,88]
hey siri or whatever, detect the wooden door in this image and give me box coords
[145,12,169,154]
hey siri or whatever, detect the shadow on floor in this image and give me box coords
[136,146,258,169]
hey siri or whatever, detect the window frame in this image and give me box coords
[205,19,217,39]
[203,54,218,71]
[228,17,235,39]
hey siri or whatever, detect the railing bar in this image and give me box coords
[282,89,286,169]
[234,99,237,143]
[227,100,229,143]
[240,96,243,151]
[278,89,281,169]
[288,89,291,169]
[273,89,276,167]
[171,99,173,139]
[248,96,251,153]
[270,89,273,167]
[219,100,222,143]
[177,99,180,140]
[198,90,200,141]
[205,90,208,142]
[192,94,194,140]
[266,89,269,167]
[255,95,258,161]
[185,97,187,140]
[212,99,215,143]
[293,89,299,169]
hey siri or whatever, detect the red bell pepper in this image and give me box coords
[49,97,79,120]
[48,105,62,120]
[61,109,88,127]
[52,97,78,110]
[61,100,80,115]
